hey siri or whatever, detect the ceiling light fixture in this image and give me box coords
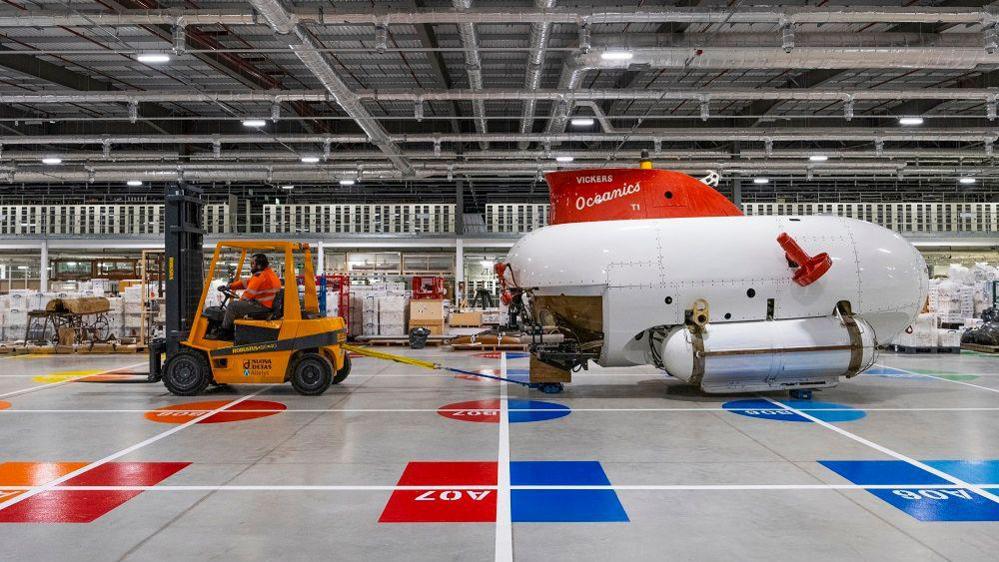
[753,177,769,184]
[600,50,634,61]
[555,156,574,162]
[570,117,595,127]
[280,184,295,190]
[339,179,356,186]
[300,156,320,163]
[809,154,829,162]
[136,53,171,64]
[41,157,62,165]
[126,180,143,187]
[242,119,266,128]
[959,177,977,184]
[898,116,924,126]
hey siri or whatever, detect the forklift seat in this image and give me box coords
[243,288,283,322]
[268,289,284,321]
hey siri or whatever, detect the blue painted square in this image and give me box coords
[510,461,628,522]
[821,459,999,521]
[512,490,629,522]
[869,488,999,521]
[925,460,999,485]
[819,460,948,485]
[511,461,610,486]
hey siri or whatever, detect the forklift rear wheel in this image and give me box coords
[162,349,212,396]
[333,353,351,385]
[290,353,334,396]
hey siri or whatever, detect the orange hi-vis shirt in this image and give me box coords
[229,267,281,308]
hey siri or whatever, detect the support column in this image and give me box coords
[227,193,238,234]
[732,177,743,207]
[316,241,325,275]
[39,239,49,292]
[455,179,465,235]
[455,238,465,305]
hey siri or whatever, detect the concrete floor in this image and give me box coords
[0,349,997,561]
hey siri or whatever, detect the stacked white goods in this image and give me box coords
[948,264,973,285]
[933,280,964,323]
[120,286,144,341]
[481,307,502,325]
[324,293,340,318]
[90,279,114,295]
[377,295,408,336]
[362,293,380,336]
[203,279,227,308]
[959,285,976,320]
[4,303,28,342]
[927,279,940,311]
[892,312,938,348]
[7,289,32,311]
[937,328,962,349]
[106,297,123,339]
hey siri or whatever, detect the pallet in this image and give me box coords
[355,338,445,347]
[887,344,961,354]
[450,343,529,352]
[961,343,999,354]
[3,343,147,355]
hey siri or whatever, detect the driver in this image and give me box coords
[220,253,281,332]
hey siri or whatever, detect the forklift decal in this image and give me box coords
[210,330,346,357]
[242,360,250,377]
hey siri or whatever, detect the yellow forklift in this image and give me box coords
[149,186,349,396]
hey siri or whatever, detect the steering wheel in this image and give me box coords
[218,284,237,307]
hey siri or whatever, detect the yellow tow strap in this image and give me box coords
[342,343,440,371]
[342,343,535,388]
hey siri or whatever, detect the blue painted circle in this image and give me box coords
[723,399,866,423]
[508,399,571,423]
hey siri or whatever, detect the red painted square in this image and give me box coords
[396,461,496,486]
[0,462,191,523]
[63,462,190,486]
[379,461,498,523]
[0,490,142,523]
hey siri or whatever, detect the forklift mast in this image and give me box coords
[150,184,204,380]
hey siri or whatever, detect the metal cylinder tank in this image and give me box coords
[660,316,877,393]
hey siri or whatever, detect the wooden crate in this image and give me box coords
[409,320,445,336]
[449,311,482,327]
[410,300,445,322]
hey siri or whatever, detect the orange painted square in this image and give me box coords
[0,462,87,486]
[0,462,87,504]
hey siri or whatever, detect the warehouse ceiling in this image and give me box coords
[0,0,998,199]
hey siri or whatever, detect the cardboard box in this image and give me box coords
[410,300,444,322]
[409,320,444,336]
[449,311,482,327]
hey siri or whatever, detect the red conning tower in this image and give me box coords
[545,167,742,225]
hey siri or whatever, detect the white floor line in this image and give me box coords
[4,406,999,414]
[0,361,146,400]
[495,351,513,562]
[764,396,999,506]
[0,483,995,492]
[875,363,999,395]
[0,386,272,513]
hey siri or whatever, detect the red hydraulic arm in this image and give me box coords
[777,232,833,287]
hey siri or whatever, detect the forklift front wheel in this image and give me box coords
[162,349,212,396]
[290,353,334,396]
[333,353,351,385]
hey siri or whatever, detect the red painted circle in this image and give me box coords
[145,399,286,424]
[437,399,500,423]
[0,401,10,410]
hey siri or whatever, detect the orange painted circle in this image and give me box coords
[144,399,286,424]
[0,401,10,410]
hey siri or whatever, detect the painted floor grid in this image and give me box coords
[0,351,998,561]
